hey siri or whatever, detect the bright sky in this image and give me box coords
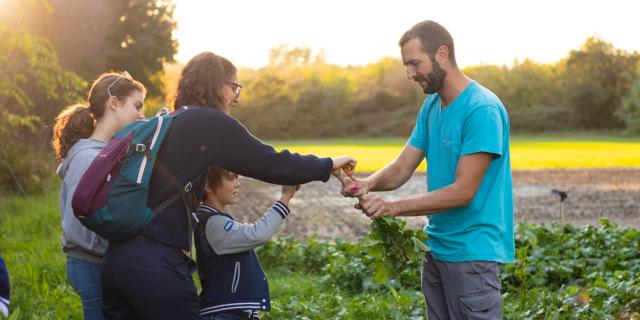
[174,0,640,69]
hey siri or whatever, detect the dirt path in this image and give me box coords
[227,168,640,241]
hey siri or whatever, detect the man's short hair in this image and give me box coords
[399,20,457,67]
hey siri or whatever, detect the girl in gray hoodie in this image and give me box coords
[52,72,146,320]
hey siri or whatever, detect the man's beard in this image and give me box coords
[415,55,447,94]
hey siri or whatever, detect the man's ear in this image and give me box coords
[436,45,449,66]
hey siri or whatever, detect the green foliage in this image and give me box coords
[5,0,177,97]
[2,188,640,319]
[368,217,429,284]
[616,77,640,134]
[0,188,82,320]
[0,25,85,195]
[258,219,640,319]
[232,38,640,138]
[233,48,420,139]
[563,37,640,130]
[104,0,178,96]
[464,59,562,112]
[265,270,426,320]
[501,220,640,319]
[509,106,572,132]
[464,60,570,132]
[257,218,429,294]
[0,0,176,195]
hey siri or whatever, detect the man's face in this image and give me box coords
[401,38,446,94]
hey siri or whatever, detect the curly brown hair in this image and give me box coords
[173,52,237,110]
[52,72,146,160]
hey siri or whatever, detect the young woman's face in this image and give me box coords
[111,90,145,128]
[220,74,241,114]
[214,172,241,206]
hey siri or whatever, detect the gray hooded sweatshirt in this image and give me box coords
[57,139,108,263]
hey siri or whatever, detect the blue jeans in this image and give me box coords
[67,256,103,320]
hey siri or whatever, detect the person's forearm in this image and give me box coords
[382,152,492,217]
[212,117,332,184]
[391,182,474,217]
[367,160,416,192]
[207,203,289,255]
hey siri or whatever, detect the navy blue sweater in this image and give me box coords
[143,107,333,250]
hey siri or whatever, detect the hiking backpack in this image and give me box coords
[71,107,197,241]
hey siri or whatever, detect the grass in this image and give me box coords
[4,187,638,319]
[269,134,640,172]
[0,189,81,320]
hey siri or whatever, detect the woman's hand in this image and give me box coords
[331,156,357,177]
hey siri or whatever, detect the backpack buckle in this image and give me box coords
[184,182,193,192]
[156,106,170,116]
[134,144,147,152]
[191,211,199,223]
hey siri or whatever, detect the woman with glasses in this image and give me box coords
[52,72,146,320]
[100,52,356,319]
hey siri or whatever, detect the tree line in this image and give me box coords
[228,40,640,139]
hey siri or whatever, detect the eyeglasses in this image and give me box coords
[226,81,243,99]
[107,71,133,97]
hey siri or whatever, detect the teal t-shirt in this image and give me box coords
[408,80,514,263]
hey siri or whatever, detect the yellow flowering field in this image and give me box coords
[271,136,640,172]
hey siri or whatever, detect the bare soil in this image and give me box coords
[227,168,640,241]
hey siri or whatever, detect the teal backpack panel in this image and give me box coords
[72,109,190,241]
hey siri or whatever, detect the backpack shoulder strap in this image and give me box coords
[151,182,190,215]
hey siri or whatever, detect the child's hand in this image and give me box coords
[280,185,300,206]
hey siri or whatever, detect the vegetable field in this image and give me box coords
[1,191,639,319]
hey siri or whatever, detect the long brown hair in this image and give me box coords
[52,72,145,160]
[173,52,237,110]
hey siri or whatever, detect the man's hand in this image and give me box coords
[340,176,370,198]
[358,152,494,218]
[356,194,397,219]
